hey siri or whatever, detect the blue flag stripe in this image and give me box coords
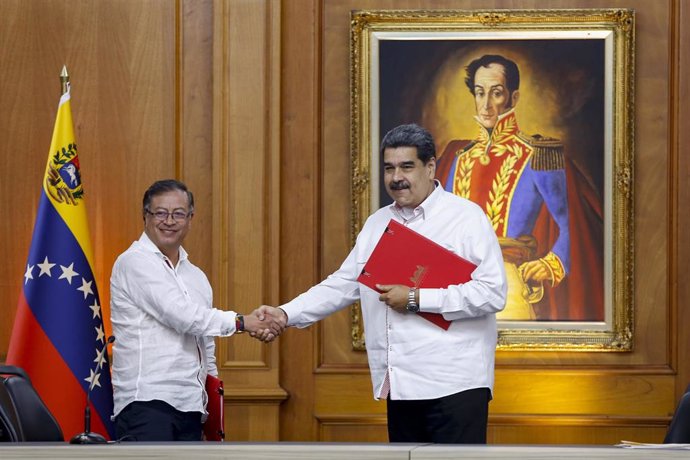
[24,193,114,434]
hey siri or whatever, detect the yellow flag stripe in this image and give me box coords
[41,90,96,271]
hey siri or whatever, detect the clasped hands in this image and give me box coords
[241,306,288,343]
[239,284,411,342]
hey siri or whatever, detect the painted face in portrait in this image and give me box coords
[473,63,520,130]
[383,146,436,209]
[144,189,193,260]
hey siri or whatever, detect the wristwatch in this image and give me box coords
[406,288,419,313]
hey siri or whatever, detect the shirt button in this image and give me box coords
[389,346,392,351]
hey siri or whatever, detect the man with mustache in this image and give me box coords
[259,124,506,443]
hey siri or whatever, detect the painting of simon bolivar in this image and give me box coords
[378,39,605,322]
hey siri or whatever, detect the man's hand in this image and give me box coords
[519,259,551,283]
[376,284,411,312]
[244,306,288,342]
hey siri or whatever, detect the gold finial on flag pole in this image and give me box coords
[60,65,69,95]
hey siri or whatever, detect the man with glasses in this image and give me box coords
[110,179,283,441]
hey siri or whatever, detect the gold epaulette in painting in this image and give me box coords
[521,133,565,171]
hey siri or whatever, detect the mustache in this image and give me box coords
[389,181,410,190]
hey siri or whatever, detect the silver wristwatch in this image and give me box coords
[406,287,419,313]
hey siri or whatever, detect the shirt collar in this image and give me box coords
[138,232,189,263]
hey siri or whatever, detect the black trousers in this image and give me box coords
[115,400,203,442]
[387,387,491,444]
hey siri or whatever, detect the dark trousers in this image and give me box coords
[387,387,490,444]
[115,400,202,442]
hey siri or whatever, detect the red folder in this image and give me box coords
[357,219,477,330]
[203,374,225,441]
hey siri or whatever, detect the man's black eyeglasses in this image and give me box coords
[145,209,191,222]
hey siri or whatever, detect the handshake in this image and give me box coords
[241,306,288,342]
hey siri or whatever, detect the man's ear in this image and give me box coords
[427,157,437,177]
[510,90,520,108]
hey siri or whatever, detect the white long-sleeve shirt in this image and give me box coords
[110,232,237,418]
[280,183,507,400]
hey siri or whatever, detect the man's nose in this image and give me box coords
[482,96,491,110]
[392,167,404,181]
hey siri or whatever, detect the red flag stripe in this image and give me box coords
[7,292,110,440]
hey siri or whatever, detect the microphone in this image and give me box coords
[70,335,115,444]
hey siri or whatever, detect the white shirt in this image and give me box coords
[280,183,507,400]
[110,232,237,418]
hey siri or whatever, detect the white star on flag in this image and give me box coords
[58,262,79,285]
[85,368,102,390]
[77,278,94,299]
[24,264,34,284]
[89,300,101,319]
[37,256,56,277]
[95,325,105,343]
[94,347,107,370]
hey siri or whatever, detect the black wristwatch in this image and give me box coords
[406,288,419,313]
[235,314,245,333]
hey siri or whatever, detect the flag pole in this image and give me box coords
[60,65,69,95]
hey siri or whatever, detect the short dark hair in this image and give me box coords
[379,124,436,164]
[465,54,520,94]
[142,179,194,217]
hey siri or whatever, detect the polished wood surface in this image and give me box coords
[1,443,690,460]
[1,0,689,444]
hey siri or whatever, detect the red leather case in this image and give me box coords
[357,219,477,330]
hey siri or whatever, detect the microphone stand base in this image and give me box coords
[70,431,108,444]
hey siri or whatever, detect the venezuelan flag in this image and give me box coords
[7,84,115,440]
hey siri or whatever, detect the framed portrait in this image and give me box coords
[349,9,635,351]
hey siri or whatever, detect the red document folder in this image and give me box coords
[203,374,225,441]
[357,219,477,330]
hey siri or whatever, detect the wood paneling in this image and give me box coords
[212,0,286,439]
[279,0,323,442]
[1,0,689,444]
[487,417,669,445]
[0,0,177,355]
[0,0,285,441]
[676,0,690,401]
[317,415,388,442]
[178,0,214,278]
[278,0,690,445]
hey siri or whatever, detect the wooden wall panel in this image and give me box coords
[179,0,215,278]
[278,0,690,445]
[0,0,283,441]
[279,0,323,442]
[317,416,388,442]
[676,0,690,401]
[0,0,177,356]
[487,417,668,445]
[212,0,286,440]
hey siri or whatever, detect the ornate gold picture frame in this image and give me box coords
[350,9,635,351]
